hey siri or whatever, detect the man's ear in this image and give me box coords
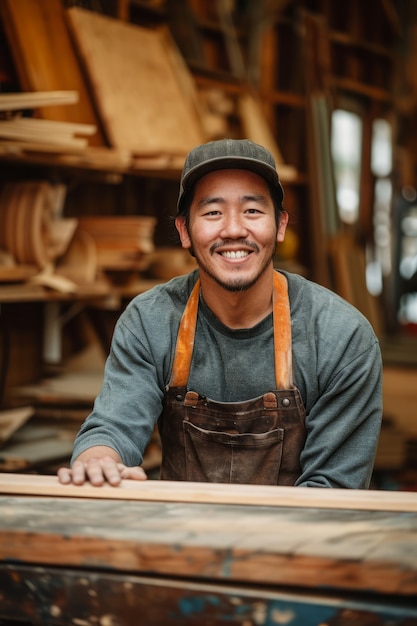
[175,215,192,249]
[276,211,289,243]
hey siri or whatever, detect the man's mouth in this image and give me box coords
[220,250,250,259]
[211,241,259,258]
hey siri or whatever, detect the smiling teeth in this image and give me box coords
[221,250,248,259]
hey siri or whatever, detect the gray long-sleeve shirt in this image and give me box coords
[72,270,383,488]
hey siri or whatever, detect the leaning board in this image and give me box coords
[66,7,206,155]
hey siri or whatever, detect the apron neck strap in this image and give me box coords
[272,270,293,389]
[168,272,293,389]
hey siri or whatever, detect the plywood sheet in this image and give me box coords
[0,0,104,145]
[66,7,205,155]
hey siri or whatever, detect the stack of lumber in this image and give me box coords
[0,1,298,182]
[0,91,97,150]
[0,91,130,172]
[0,178,161,291]
[77,216,157,273]
[0,0,207,174]
[0,117,96,150]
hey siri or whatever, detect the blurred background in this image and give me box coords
[0,0,416,488]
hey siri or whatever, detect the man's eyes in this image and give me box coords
[201,206,264,216]
[203,209,221,216]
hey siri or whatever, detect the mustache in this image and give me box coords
[210,240,260,254]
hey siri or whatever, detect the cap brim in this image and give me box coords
[181,155,281,191]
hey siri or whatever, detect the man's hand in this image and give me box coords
[57,447,147,487]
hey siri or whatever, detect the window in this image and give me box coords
[331,109,362,225]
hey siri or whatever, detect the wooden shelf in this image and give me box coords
[0,143,184,181]
[0,277,162,304]
[330,76,393,102]
[266,91,306,108]
[0,280,110,304]
[189,62,243,86]
[329,30,394,58]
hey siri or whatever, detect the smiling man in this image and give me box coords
[58,139,383,489]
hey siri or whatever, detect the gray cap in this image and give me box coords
[177,138,284,214]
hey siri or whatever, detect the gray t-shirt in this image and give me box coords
[72,270,382,488]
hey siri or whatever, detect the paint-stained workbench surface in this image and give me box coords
[1,478,417,624]
[1,495,417,594]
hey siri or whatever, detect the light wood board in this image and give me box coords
[1,472,417,512]
[66,7,205,154]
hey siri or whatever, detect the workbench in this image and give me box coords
[0,474,417,625]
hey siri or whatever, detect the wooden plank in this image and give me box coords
[0,0,105,145]
[0,406,34,445]
[0,495,416,597]
[0,117,97,137]
[0,124,88,148]
[0,91,79,111]
[66,7,205,154]
[1,473,417,512]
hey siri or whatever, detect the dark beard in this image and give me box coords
[193,246,276,292]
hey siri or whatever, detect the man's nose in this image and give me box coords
[220,212,248,238]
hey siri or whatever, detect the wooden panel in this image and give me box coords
[0,0,105,145]
[66,7,206,154]
[0,494,417,598]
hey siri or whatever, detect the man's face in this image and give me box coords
[175,169,288,292]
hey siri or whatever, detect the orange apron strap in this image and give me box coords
[168,278,201,387]
[273,271,294,389]
[169,272,293,390]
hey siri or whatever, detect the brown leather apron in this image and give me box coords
[159,271,306,485]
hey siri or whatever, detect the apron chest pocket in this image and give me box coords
[183,421,284,484]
